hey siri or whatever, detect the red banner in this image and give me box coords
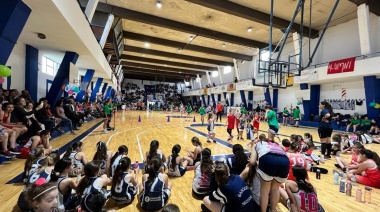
[327,57,356,74]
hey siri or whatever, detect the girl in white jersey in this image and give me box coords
[109,145,128,177]
[92,141,113,177]
[250,135,290,212]
[63,141,88,176]
[286,165,324,212]
[144,140,167,172]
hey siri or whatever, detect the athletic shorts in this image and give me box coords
[257,153,289,183]
[294,118,300,121]
[179,166,186,176]
[238,127,244,132]
[318,127,333,139]
[269,125,279,134]
[356,175,380,189]
[283,114,288,117]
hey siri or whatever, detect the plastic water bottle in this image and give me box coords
[356,188,362,202]
[346,180,352,196]
[351,175,357,186]
[333,172,339,185]
[339,178,345,193]
[316,169,321,179]
[364,186,372,204]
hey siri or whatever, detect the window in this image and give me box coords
[211,71,218,77]
[223,66,232,74]
[42,55,59,76]
[260,51,270,61]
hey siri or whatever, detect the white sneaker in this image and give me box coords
[103,129,110,134]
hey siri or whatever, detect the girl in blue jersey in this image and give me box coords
[318,101,334,159]
[76,161,112,199]
[144,140,167,172]
[109,145,128,177]
[186,136,202,165]
[26,153,59,186]
[226,144,249,175]
[93,141,113,177]
[202,163,254,212]
[139,156,172,211]
[168,144,194,177]
[111,157,139,204]
[23,147,45,182]
[63,141,89,176]
[50,157,78,211]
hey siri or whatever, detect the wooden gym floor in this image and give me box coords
[0,110,379,211]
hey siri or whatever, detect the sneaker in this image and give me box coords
[0,150,14,158]
[334,164,342,169]
[325,155,332,159]
[213,140,217,143]
[103,129,110,134]
[8,148,21,155]
[207,140,211,143]
[240,138,245,141]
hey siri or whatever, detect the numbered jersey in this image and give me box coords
[27,168,51,186]
[111,172,137,204]
[287,153,308,181]
[293,190,320,212]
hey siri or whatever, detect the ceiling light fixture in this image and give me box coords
[189,36,194,41]
[142,54,145,57]
[37,33,46,39]
[170,58,173,61]
[178,48,182,53]
[144,42,150,47]
[194,62,197,64]
[222,44,226,48]
[156,1,162,8]
[247,27,252,32]
[165,64,167,66]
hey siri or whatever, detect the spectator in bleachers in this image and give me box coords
[12,97,43,124]
[8,89,18,103]
[0,102,28,137]
[34,98,57,132]
[64,99,82,129]
[346,116,360,132]
[20,90,33,103]
[361,116,371,133]
[55,100,76,135]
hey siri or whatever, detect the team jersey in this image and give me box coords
[359,159,380,188]
[111,155,124,177]
[209,175,254,211]
[227,115,236,129]
[208,119,214,132]
[253,116,260,130]
[267,110,279,129]
[293,189,320,212]
[167,155,186,177]
[350,152,359,165]
[192,165,212,195]
[82,177,108,198]
[57,177,74,211]
[199,107,206,115]
[111,172,138,204]
[302,150,321,169]
[139,172,170,211]
[27,168,51,186]
[26,158,45,177]
[69,152,84,169]
[239,117,245,129]
[186,106,192,113]
[287,152,308,181]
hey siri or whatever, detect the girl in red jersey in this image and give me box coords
[347,149,380,188]
[225,110,235,141]
[287,141,308,181]
[335,142,364,172]
[253,112,261,138]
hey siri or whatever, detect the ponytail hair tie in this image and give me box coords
[298,180,305,184]
[35,178,47,186]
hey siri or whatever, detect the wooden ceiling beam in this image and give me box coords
[123,31,253,61]
[123,66,197,77]
[121,61,207,75]
[184,0,319,37]
[121,55,217,71]
[124,45,234,66]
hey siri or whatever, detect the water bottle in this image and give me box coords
[364,186,372,204]
[356,188,362,202]
[346,180,352,196]
[316,169,321,179]
[339,178,345,193]
[351,175,357,186]
[333,172,339,185]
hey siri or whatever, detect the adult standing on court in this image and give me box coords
[265,105,279,141]
[216,102,224,122]
[199,104,206,126]
[318,101,334,159]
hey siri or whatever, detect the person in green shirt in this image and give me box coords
[199,104,206,125]
[361,116,371,133]
[346,116,360,132]
[282,107,289,126]
[170,103,174,113]
[265,105,279,140]
[293,106,301,128]
[103,99,112,133]
[186,103,192,121]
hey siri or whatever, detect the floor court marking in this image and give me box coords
[106,127,142,145]
[136,130,151,161]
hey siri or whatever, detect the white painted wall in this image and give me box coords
[320,80,366,115]
[277,86,305,114]
[37,52,55,100]
[3,41,26,91]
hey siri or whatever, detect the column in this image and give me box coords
[0,0,31,64]
[310,85,320,117]
[357,4,372,55]
[211,93,216,107]
[364,76,380,118]
[230,93,235,106]
[84,0,99,22]
[192,96,197,106]
[292,32,301,68]
[100,14,114,49]
[240,90,247,108]
[206,71,211,86]
[217,66,223,84]
[101,83,109,98]
[76,69,95,102]
[47,52,79,108]
[248,91,254,110]
[223,92,229,106]
[300,83,310,120]
[272,89,278,112]
[264,88,272,106]
[217,94,221,102]
[90,78,103,102]
[201,95,206,106]
[207,95,210,106]
[104,86,112,99]
[25,45,38,102]
[233,59,240,81]
[197,74,202,88]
